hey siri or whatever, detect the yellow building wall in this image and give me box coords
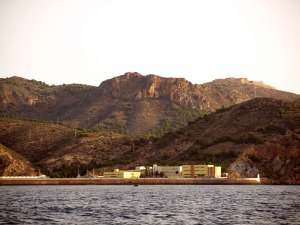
[104,169,140,178]
[122,171,141,178]
[104,169,122,178]
[198,165,208,176]
[182,165,192,177]
[103,172,121,178]
[182,165,221,178]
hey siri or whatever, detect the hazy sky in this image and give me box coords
[0,0,299,94]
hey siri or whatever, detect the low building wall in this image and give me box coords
[0,178,261,185]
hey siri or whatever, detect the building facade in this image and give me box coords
[152,164,182,178]
[103,169,141,178]
[214,166,222,178]
[182,165,221,178]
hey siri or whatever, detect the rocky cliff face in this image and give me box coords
[227,134,300,184]
[97,73,294,111]
[0,143,37,176]
[97,72,207,109]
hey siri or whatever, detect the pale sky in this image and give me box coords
[0,0,299,94]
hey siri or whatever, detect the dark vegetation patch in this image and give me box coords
[194,133,264,149]
[144,101,207,138]
[257,123,286,135]
[94,123,130,135]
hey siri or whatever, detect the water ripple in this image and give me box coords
[0,185,299,224]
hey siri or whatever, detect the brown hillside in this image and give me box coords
[0,98,299,183]
[0,118,136,175]
[0,73,298,136]
[133,98,300,184]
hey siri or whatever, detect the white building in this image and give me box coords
[152,164,182,178]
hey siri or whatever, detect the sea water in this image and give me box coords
[0,185,299,224]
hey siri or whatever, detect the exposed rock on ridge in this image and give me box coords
[0,73,299,134]
[98,72,204,107]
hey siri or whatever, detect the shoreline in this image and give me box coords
[0,178,262,185]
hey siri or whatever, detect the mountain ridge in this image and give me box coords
[1,73,298,136]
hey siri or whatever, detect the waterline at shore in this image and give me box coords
[0,177,261,185]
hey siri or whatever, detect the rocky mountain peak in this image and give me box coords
[123,72,143,79]
[98,72,196,102]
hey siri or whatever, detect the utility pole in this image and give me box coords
[77,165,80,178]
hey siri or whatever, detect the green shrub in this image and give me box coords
[213,136,235,144]
[195,139,210,149]
[257,124,286,135]
[77,132,89,138]
[215,150,239,158]
[237,133,264,144]
[119,103,135,111]
[162,153,170,160]
[216,107,229,113]
[276,108,285,118]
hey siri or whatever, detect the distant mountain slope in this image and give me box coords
[0,73,299,136]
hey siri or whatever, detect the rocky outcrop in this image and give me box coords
[97,72,298,111]
[228,157,260,178]
[213,77,275,90]
[0,143,37,176]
